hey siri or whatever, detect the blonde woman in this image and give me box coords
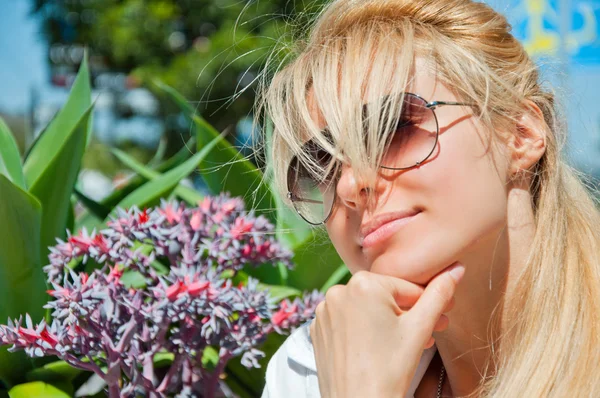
[255,0,600,396]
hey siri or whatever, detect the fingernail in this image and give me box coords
[448,263,466,282]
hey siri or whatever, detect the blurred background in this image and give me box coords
[1,0,599,202]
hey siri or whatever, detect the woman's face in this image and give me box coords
[310,64,512,286]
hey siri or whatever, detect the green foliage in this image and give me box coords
[8,382,70,398]
[31,0,328,133]
[0,119,26,189]
[0,176,46,385]
[23,54,92,188]
[154,80,277,222]
[0,55,345,396]
[111,128,225,213]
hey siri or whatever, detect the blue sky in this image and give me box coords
[0,1,67,113]
[1,0,599,174]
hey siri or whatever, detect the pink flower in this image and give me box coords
[138,209,150,224]
[271,301,299,326]
[18,327,39,344]
[93,235,110,254]
[160,203,183,224]
[107,266,123,283]
[166,280,186,301]
[230,218,254,239]
[190,211,203,231]
[187,280,210,296]
[69,234,94,251]
[39,327,58,348]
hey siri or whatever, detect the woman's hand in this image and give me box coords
[309,262,465,398]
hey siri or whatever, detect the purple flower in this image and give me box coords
[0,195,324,398]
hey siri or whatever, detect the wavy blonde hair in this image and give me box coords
[253,0,600,396]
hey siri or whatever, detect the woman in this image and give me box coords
[255,0,600,396]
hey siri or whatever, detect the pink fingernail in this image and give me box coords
[448,263,466,282]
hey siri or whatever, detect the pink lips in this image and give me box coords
[359,211,421,249]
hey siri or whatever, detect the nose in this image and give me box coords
[335,164,384,212]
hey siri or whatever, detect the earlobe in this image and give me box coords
[508,100,547,176]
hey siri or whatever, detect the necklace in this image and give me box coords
[437,364,445,398]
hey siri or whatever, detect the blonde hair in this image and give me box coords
[253,0,600,396]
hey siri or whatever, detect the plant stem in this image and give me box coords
[202,351,232,398]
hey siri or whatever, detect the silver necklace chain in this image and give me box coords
[437,364,445,398]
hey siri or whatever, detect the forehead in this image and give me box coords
[305,57,448,135]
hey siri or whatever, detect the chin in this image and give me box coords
[366,240,450,286]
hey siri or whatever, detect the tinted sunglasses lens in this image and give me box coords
[287,146,337,224]
[382,94,438,169]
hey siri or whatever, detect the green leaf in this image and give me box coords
[0,118,25,189]
[201,346,219,371]
[153,80,276,222]
[0,175,47,385]
[29,107,94,264]
[257,283,302,303]
[101,136,196,209]
[120,271,147,289]
[285,228,343,291]
[111,148,203,205]
[66,198,75,235]
[153,352,174,368]
[74,210,104,234]
[73,188,112,221]
[26,361,82,383]
[8,382,70,398]
[111,129,226,214]
[23,52,91,188]
[320,264,350,292]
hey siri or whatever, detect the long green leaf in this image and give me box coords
[0,119,25,189]
[74,188,112,221]
[153,80,276,222]
[112,129,227,214]
[8,382,70,398]
[286,228,343,290]
[111,148,203,205]
[23,53,91,188]
[0,176,47,385]
[101,136,196,209]
[257,283,302,303]
[29,107,93,264]
[263,119,311,249]
[26,361,82,383]
[320,264,351,292]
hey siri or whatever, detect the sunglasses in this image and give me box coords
[286,92,475,225]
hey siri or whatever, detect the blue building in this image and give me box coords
[487,0,600,177]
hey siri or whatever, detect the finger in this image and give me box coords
[353,271,426,309]
[433,314,449,332]
[400,291,454,312]
[444,296,455,313]
[424,336,435,349]
[406,262,465,333]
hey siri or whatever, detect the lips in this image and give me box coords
[359,209,421,247]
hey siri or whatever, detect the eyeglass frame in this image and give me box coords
[286,92,477,225]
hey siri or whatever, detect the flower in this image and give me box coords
[0,195,322,398]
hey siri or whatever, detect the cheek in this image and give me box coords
[369,127,509,283]
[428,128,509,230]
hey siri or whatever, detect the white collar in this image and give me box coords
[286,319,438,397]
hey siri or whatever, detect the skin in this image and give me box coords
[306,59,547,397]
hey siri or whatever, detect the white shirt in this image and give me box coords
[261,319,438,397]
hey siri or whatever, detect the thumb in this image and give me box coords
[405,262,465,334]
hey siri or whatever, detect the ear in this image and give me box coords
[507,100,547,176]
